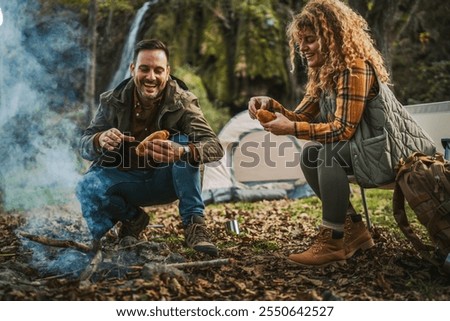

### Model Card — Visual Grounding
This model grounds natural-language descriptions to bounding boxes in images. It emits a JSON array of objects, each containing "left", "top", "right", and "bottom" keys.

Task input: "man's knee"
[{"left": 76, "top": 169, "right": 107, "bottom": 204}]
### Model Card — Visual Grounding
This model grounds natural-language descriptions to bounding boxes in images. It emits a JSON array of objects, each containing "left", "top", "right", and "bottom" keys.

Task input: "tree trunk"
[
  {"left": 84, "top": 0, "right": 98, "bottom": 124},
  {"left": 348, "top": 0, "right": 422, "bottom": 77},
  {"left": 218, "top": 0, "right": 238, "bottom": 105}
]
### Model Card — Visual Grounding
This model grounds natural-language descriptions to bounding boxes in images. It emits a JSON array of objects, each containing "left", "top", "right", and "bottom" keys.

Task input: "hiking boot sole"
[
  {"left": 287, "top": 257, "right": 347, "bottom": 267},
  {"left": 193, "top": 245, "right": 219, "bottom": 257},
  {"left": 345, "top": 238, "right": 375, "bottom": 259}
]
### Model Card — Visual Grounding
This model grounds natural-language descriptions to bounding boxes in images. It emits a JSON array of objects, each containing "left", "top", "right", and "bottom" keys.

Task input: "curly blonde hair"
[{"left": 287, "top": 0, "right": 390, "bottom": 98}]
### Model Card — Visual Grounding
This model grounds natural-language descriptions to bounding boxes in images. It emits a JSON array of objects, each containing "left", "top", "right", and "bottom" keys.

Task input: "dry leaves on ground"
[{"left": 0, "top": 198, "right": 449, "bottom": 301}]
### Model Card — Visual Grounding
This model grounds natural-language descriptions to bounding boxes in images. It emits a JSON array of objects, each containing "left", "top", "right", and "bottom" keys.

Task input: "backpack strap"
[{"left": 392, "top": 181, "right": 438, "bottom": 264}]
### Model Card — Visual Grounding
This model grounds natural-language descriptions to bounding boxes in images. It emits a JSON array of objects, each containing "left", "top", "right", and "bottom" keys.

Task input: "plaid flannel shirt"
[{"left": 275, "top": 59, "right": 378, "bottom": 143}]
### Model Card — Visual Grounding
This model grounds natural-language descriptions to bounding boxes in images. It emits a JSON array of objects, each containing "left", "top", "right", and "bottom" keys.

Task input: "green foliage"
[
  {"left": 47, "top": 0, "right": 137, "bottom": 17},
  {"left": 43, "top": 0, "right": 450, "bottom": 110},
  {"left": 196, "top": 18, "right": 231, "bottom": 104},
  {"left": 173, "top": 66, "right": 231, "bottom": 133},
  {"left": 141, "top": 0, "right": 292, "bottom": 110},
  {"left": 394, "top": 58, "right": 450, "bottom": 104},
  {"left": 98, "top": 0, "right": 135, "bottom": 12},
  {"left": 411, "top": 61, "right": 450, "bottom": 103},
  {"left": 234, "top": 0, "right": 288, "bottom": 81},
  {"left": 252, "top": 240, "right": 279, "bottom": 252},
  {"left": 153, "top": 235, "right": 184, "bottom": 245}
]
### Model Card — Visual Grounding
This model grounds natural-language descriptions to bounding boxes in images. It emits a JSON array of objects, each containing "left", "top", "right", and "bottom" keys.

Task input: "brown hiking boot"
[
  {"left": 344, "top": 214, "right": 374, "bottom": 259},
  {"left": 184, "top": 215, "right": 218, "bottom": 256},
  {"left": 118, "top": 207, "right": 150, "bottom": 242},
  {"left": 288, "top": 227, "right": 346, "bottom": 267}
]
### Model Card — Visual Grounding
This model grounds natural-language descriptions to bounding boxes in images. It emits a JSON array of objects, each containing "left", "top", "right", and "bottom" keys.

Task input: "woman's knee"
[
  {"left": 319, "top": 142, "right": 351, "bottom": 169},
  {"left": 301, "top": 142, "right": 321, "bottom": 170}
]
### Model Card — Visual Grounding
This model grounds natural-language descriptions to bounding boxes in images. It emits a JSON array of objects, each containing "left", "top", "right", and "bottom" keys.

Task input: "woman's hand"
[
  {"left": 261, "top": 113, "right": 295, "bottom": 136},
  {"left": 248, "top": 96, "right": 273, "bottom": 120}
]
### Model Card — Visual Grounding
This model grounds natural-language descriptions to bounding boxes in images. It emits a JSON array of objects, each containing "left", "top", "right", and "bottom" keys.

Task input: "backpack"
[{"left": 392, "top": 152, "right": 450, "bottom": 272}]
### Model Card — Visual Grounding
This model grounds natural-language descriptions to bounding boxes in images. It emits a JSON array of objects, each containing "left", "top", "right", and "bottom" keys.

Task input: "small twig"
[
  {"left": 19, "top": 232, "right": 92, "bottom": 253},
  {"left": 79, "top": 249, "right": 103, "bottom": 282},
  {"left": 166, "top": 258, "right": 233, "bottom": 269},
  {"left": 131, "top": 258, "right": 233, "bottom": 271},
  {"left": 148, "top": 224, "right": 165, "bottom": 228},
  {"left": 37, "top": 269, "right": 84, "bottom": 281},
  {"left": 0, "top": 253, "right": 17, "bottom": 257},
  {"left": 15, "top": 280, "right": 42, "bottom": 286}
]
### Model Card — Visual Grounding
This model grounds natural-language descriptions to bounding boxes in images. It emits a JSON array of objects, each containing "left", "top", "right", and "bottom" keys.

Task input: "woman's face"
[{"left": 298, "top": 30, "right": 325, "bottom": 68}]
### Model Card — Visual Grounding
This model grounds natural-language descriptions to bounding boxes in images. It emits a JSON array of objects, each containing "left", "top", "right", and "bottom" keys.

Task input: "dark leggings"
[{"left": 300, "top": 141, "right": 353, "bottom": 227}]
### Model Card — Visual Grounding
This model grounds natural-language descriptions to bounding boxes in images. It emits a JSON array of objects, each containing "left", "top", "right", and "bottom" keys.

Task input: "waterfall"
[{"left": 108, "top": 1, "right": 154, "bottom": 89}]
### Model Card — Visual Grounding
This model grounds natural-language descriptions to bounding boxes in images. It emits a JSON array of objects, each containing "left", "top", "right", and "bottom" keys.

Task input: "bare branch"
[
  {"left": 19, "top": 232, "right": 93, "bottom": 253},
  {"left": 79, "top": 249, "right": 103, "bottom": 282},
  {"left": 166, "top": 258, "right": 233, "bottom": 269}
]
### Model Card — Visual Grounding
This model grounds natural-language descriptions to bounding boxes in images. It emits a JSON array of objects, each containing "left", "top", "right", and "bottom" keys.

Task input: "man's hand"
[
  {"left": 98, "top": 128, "right": 135, "bottom": 151},
  {"left": 143, "top": 140, "right": 185, "bottom": 163}
]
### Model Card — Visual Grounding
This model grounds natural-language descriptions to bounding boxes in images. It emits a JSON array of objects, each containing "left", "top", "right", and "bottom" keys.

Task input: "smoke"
[
  {"left": 0, "top": 0, "right": 86, "bottom": 211},
  {"left": 0, "top": 0, "right": 92, "bottom": 275}
]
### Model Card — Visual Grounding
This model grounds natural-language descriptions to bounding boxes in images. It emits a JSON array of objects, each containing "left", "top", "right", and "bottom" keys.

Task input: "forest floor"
[{"left": 0, "top": 189, "right": 449, "bottom": 301}]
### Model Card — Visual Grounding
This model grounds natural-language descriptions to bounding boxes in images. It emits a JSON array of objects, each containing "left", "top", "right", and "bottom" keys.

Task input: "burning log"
[{"left": 19, "top": 232, "right": 93, "bottom": 253}]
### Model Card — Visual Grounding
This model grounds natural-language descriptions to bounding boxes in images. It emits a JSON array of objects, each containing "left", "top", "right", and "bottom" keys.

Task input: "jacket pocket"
[{"left": 358, "top": 130, "right": 395, "bottom": 186}]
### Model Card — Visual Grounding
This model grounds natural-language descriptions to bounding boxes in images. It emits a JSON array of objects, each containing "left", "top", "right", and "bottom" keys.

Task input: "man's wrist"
[
  {"left": 93, "top": 132, "right": 104, "bottom": 154},
  {"left": 94, "top": 143, "right": 103, "bottom": 154},
  {"left": 180, "top": 145, "right": 190, "bottom": 161}
]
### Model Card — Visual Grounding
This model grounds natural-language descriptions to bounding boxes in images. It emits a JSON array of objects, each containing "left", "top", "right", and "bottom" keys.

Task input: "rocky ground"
[{"left": 0, "top": 198, "right": 449, "bottom": 301}]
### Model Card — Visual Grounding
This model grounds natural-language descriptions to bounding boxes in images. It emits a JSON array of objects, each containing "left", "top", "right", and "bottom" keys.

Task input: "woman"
[{"left": 248, "top": 0, "right": 435, "bottom": 267}]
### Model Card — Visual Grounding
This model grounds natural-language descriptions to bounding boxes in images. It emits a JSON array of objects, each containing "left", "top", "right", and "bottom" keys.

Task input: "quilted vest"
[{"left": 320, "top": 78, "right": 436, "bottom": 188}]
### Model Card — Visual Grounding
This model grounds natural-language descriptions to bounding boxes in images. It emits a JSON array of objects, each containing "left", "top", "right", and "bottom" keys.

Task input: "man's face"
[{"left": 130, "top": 49, "right": 170, "bottom": 103}]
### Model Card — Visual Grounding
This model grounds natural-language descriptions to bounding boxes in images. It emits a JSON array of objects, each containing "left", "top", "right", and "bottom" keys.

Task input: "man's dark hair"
[{"left": 133, "top": 39, "right": 169, "bottom": 64}]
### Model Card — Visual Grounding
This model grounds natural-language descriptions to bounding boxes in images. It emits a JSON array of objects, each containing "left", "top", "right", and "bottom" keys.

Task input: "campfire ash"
[{"left": 11, "top": 202, "right": 192, "bottom": 281}]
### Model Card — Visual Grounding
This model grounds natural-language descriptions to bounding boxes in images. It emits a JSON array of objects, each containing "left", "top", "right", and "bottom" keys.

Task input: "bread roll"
[
  {"left": 135, "top": 130, "right": 170, "bottom": 156},
  {"left": 256, "top": 109, "right": 276, "bottom": 123}
]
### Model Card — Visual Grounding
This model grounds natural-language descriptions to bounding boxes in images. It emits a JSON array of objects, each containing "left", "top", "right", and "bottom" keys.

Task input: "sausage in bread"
[
  {"left": 135, "top": 130, "right": 170, "bottom": 156},
  {"left": 256, "top": 109, "right": 277, "bottom": 123}
]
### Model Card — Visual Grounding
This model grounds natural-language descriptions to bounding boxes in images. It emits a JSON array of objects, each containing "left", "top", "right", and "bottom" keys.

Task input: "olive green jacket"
[{"left": 79, "top": 77, "right": 224, "bottom": 165}]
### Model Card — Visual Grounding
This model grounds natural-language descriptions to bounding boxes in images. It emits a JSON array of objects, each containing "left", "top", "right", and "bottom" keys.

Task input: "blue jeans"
[{"left": 76, "top": 135, "right": 204, "bottom": 240}]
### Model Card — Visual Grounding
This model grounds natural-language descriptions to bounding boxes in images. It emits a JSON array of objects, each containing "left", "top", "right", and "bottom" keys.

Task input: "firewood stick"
[
  {"left": 19, "top": 232, "right": 92, "bottom": 253},
  {"left": 166, "top": 258, "right": 233, "bottom": 269},
  {"left": 166, "top": 258, "right": 232, "bottom": 269},
  {"left": 130, "top": 258, "right": 233, "bottom": 271},
  {"left": 0, "top": 253, "right": 17, "bottom": 257}
]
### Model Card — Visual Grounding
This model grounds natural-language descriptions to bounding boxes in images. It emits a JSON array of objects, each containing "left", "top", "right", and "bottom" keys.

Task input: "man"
[{"left": 76, "top": 39, "right": 224, "bottom": 256}]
